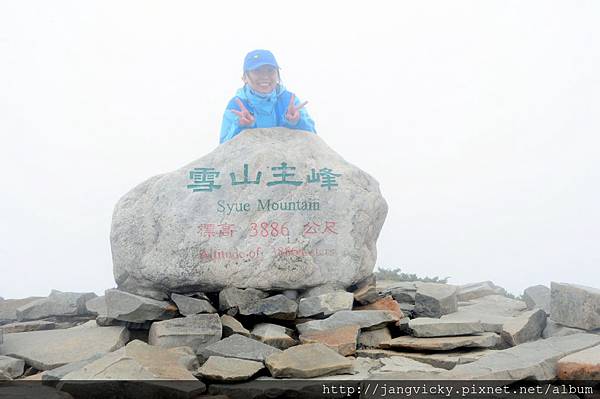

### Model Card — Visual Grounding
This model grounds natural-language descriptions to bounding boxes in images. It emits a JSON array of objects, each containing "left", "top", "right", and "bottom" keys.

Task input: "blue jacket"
[{"left": 220, "top": 84, "right": 316, "bottom": 144}]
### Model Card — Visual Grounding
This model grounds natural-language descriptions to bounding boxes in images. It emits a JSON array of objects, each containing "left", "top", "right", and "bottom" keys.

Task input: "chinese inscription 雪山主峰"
[{"left": 187, "top": 163, "right": 341, "bottom": 192}]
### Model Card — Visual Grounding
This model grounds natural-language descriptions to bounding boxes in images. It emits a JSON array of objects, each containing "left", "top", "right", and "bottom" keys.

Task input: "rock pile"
[{"left": 1, "top": 278, "right": 599, "bottom": 397}]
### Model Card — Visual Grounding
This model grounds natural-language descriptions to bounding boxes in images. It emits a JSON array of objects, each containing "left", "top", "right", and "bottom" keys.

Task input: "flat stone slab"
[
  {"left": 297, "top": 291, "right": 354, "bottom": 318},
  {"left": 239, "top": 294, "right": 298, "bottom": 320},
  {"left": 59, "top": 340, "right": 206, "bottom": 394},
  {"left": 41, "top": 353, "right": 104, "bottom": 383},
  {"left": 0, "top": 320, "right": 129, "bottom": 370},
  {"left": 557, "top": 344, "right": 600, "bottom": 379},
  {"left": 550, "top": 282, "right": 600, "bottom": 330},
  {"left": 501, "top": 308, "right": 546, "bottom": 346},
  {"left": 0, "top": 355, "right": 25, "bottom": 378},
  {"left": 380, "top": 332, "right": 500, "bottom": 351},
  {"left": 251, "top": 323, "right": 297, "bottom": 349},
  {"left": 0, "top": 320, "right": 56, "bottom": 334},
  {"left": 369, "top": 356, "right": 447, "bottom": 379},
  {"left": 265, "top": 343, "right": 353, "bottom": 378},
  {"left": 296, "top": 310, "right": 399, "bottom": 335},
  {"left": 356, "top": 348, "right": 492, "bottom": 370},
  {"left": 197, "top": 356, "right": 265, "bottom": 381},
  {"left": 0, "top": 297, "right": 44, "bottom": 323},
  {"left": 543, "top": 319, "right": 595, "bottom": 338},
  {"left": 444, "top": 333, "right": 600, "bottom": 380},
  {"left": 16, "top": 290, "right": 97, "bottom": 321},
  {"left": 105, "top": 288, "right": 178, "bottom": 323},
  {"left": 199, "top": 334, "right": 281, "bottom": 363},
  {"left": 457, "top": 281, "right": 506, "bottom": 301},
  {"left": 171, "top": 293, "right": 216, "bottom": 315},
  {"left": 299, "top": 324, "right": 360, "bottom": 356},
  {"left": 440, "top": 295, "right": 528, "bottom": 332},
  {"left": 148, "top": 314, "right": 222, "bottom": 353},
  {"left": 414, "top": 282, "right": 458, "bottom": 318},
  {"left": 408, "top": 317, "right": 484, "bottom": 337}
]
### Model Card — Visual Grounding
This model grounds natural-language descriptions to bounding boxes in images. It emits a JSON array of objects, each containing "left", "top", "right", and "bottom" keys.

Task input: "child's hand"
[
  {"left": 231, "top": 98, "right": 255, "bottom": 127},
  {"left": 285, "top": 94, "right": 308, "bottom": 124}
]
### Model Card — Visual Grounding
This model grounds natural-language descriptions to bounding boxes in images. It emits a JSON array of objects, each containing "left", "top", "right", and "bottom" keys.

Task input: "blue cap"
[{"left": 243, "top": 49, "right": 279, "bottom": 72}]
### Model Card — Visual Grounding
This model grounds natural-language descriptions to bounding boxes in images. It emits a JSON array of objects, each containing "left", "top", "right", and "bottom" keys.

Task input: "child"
[{"left": 219, "top": 49, "right": 316, "bottom": 144}]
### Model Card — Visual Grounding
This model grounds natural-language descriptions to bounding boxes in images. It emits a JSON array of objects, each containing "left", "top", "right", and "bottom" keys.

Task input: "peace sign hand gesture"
[
  {"left": 285, "top": 94, "right": 308, "bottom": 124},
  {"left": 231, "top": 98, "right": 255, "bottom": 127}
]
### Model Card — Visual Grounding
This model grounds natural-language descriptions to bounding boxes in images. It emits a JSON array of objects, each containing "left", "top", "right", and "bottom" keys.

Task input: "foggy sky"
[{"left": 1, "top": 1, "right": 599, "bottom": 298}]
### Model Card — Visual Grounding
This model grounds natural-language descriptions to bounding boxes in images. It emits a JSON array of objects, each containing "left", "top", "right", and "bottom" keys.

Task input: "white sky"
[{"left": 1, "top": 1, "right": 599, "bottom": 299}]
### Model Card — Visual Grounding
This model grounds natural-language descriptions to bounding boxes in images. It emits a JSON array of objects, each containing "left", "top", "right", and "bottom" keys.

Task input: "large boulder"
[{"left": 111, "top": 128, "right": 387, "bottom": 298}]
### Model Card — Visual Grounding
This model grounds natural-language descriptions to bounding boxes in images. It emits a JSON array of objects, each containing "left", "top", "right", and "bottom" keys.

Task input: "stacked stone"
[{"left": 1, "top": 278, "right": 599, "bottom": 396}]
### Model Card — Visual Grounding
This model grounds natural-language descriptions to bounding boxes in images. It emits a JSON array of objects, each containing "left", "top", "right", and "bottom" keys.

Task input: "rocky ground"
[{"left": 1, "top": 279, "right": 599, "bottom": 398}]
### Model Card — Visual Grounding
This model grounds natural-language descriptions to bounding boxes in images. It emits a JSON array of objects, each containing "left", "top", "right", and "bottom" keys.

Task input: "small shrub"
[{"left": 374, "top": 267, "right": 450, "bottom": 284}]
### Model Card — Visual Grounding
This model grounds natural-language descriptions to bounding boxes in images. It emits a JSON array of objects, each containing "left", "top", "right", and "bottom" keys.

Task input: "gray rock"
[
  {"left": 148, "top": 314, "right": 222, "bottom": 353},
  {"left": 457, "top": 281, "right": 506, "bottom": 301},
  {"left": 356, "top": 348, "right": 492, "bottom": 370},
  {"left": 550, "top": 282, "right": 600, "bottom": 330},
  {"left": 0, "top": 369, "right": 12, "bottom": 381},
  {"left": 0, "top": 355, "right": 25, "bottom": 378},
  {"left": 0, "top": 320, "right": 56, "bottom": 334},
  {"left": 111, "top": 128, "right": 388, "bottom": 297},
  {"left": 542, "top": 319, "right": 592, "bottom": 338},
  {"left": 370, "top": 356, "right": 446, "bottom": 378},
  {"left": 523, "top": 285, "right": 551, "bottom": 314},
  {"left": 440, "top": 295, "right": 528, "bottom": 332},
  {"left": 297, "top": 291, "right": 354, "bottom": 318},
  {"left": 300, "top": 283, "right": 345, "bottom": 299},
  {"left": 444, "top": 333, "right": 600, "bottom": 380},
  {"left": 220, "top": 314, "right": 250, "bottom": 337},
  {"left": 41, "top": 353, "right": 104, "bottom": 383},
  {"left": 84, "top": 295, "right": 106, "bottom": 316},
  {"left": 251, "top": 323, "right": 297, "bottom": 349},
  {"left": 58, "top": 340, "right": 205, "bottom": 396},
  {"left": 0, "top": 320, "right": 129, "bottom": 370},
  {"left": 296, "top": 310, "right": 400, "bottom": 335},
  {"left": 377, "top": 281, "right": 417, "bottom": 303},
  {"left": 199, "top": 334, "right": 281, "bottom": 363},
  {"left": 105, "top": 288, "right": 177, "bottom": 323},
  {"left": 239, "top": 294, "right": 298, "bottom": 320},
  {"left": 16, "top": 290, "right": 97, "bottom": 321},
  {"left": 171, "top": 293, "right": 216, "bottom": 315},
  {"left": 218, "top": 287, "right": 268, "bottom": 313},
  {"left": 414, "top": 282, "right": 458, "bottom": 318},
  {"left": 408, "top": 317, "right": 484, "bottom": 337},
  {"left": 501, "top": 308, "right": 546, "bottom": 346},
  {"left": 282, "top": 290, "right": 298, "bottom": 300},
  {"left": 380, "top": 332, "right": 501, "bottom": 351},
  {"left": 265, "top": 343, "right": 353, "bottom": 378},
  {"left": 0, "top": 297, "right": 44, "bottom": 323},
  {"left": 352, "top": 274, "right": 380, "bottom": 304},
  {"left": 358, "top": 327, "right": 392, "bottom": 348},
  {"left": 197, "top": 356, "right": 265, "bottom": 381}
]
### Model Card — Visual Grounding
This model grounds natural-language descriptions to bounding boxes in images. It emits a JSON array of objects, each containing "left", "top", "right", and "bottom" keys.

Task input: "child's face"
[{"left": 244, "top": 65, "right": 279, "bottom": 94}]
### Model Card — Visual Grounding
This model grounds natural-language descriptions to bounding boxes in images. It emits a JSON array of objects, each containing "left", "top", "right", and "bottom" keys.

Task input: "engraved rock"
[{"left": 111, "top": 127, "right": 388, "bottom": 298}]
